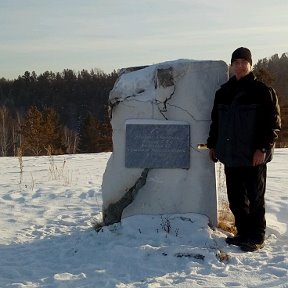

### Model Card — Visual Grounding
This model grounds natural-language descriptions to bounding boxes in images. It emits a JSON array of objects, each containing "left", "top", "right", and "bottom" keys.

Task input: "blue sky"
[{"left": 1, "top": 0, "right": 288, "bottom": 79}]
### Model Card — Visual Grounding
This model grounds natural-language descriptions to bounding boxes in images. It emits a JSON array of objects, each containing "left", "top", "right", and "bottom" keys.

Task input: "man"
[{"left": 207, "top": 47, "right": 281, "bottom": 252}]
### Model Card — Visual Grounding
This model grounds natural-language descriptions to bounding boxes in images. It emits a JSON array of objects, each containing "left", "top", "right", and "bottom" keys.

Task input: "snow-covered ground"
[{"left": 0, "top": 149, "right": 287, "bottom": 287}]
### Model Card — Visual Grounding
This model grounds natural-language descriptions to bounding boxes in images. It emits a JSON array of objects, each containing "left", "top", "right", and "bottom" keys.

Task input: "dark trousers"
[{"left": 224, "top": 164, "right": 267, "bottom": 241}]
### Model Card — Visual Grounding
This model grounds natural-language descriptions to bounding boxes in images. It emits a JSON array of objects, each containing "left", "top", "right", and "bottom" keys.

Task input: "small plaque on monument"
[{"left": 125, "top": 120, "right": 190, "bottom": 168}]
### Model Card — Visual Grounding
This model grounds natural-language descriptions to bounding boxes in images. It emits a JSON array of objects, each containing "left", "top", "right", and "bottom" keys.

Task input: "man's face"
[{"left": 231, "top": 59, "right": 252, "bottom": 80}]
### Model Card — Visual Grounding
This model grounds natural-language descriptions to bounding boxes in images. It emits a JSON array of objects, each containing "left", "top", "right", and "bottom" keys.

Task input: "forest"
[
  {"left": 0, "top": 69, "right": 117, "bottom": 156},
  {"left": 0, "top": 53, "right": 287, "bottom": 156}
]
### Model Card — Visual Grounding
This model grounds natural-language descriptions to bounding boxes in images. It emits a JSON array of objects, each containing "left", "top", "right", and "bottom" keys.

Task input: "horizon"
[{"left": 1, "top": 50, "right": 287, "bottom": 81}]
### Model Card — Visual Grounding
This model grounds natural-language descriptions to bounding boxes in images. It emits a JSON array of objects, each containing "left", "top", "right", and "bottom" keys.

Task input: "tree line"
[
  {"left": 0, "top": 69, "right": 117, "bottom": 156},
  {"left": 0, "top": 53, "right": 287, "bottom": 156}
]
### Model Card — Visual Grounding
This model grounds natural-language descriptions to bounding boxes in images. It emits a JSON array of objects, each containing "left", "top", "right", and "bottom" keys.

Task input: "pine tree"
[
  {"left": 78, "top": 112, "right": 112, "bottom": 153},
  {"left": 20, "top": 106, "right": 65, "bottom": 155},
  {"left": 100, "top": 110, "right": 112, "bottom": 152},
  {"left": 78, "top": 113, "right": 100, "bottom": 153},
  {"left": 21, "top": 106, "right": 43, "bottom": 155}
]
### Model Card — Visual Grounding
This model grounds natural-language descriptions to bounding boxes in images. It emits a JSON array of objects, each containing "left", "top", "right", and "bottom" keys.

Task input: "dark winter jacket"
[{"left": 207, "top": 72, "right": 281, "bottom": 167}]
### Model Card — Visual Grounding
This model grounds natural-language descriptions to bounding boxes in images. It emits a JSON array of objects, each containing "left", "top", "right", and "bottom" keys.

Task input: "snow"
[{"left": 0, "top": 149, "right": 287, "bottom": 287}]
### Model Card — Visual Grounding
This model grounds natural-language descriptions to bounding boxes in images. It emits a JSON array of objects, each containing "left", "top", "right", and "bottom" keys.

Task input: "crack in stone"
[
  {"left": 103, "top": 168, "right": 150, "bottom": 225},
  {"left": 166, "top": 103, "right": 210, "bottom": 122}
]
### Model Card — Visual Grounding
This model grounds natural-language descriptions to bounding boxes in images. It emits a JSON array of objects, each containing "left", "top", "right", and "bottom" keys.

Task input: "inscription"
[{"left": 125, "top": 123, "right": 190, "bottom": 168}]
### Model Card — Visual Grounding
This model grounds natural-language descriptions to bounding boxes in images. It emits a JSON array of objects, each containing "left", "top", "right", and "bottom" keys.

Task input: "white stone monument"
[{"left": 101, "top": 59, "right": 228, "bottom": 226}]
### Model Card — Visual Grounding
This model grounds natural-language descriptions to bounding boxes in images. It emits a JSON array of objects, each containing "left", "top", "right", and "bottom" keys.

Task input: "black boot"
[
  {"left": 225, "top": 234, "right": 247, "bottom": 246},
  {"left": 240, "top": 237, "right": 265, "bottom": 252}
]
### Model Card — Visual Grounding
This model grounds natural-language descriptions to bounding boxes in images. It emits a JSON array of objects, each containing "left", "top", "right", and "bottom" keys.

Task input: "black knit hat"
[{"left": 231, "top": 47, "right": 252, "bottom": 65}]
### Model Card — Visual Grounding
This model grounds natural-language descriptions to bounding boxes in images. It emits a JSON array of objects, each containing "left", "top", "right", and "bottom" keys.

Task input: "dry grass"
[
  {"left": 216, "top": 250, "right": 231, "bottom": 263},
  {"left": 218, "top": 200, "right": 237, "bottom": 235},
  {"left": 215, "top": 163, "right": 236, "bottom": 234},
  {"left": 17, "top": 147, "right": 23, "bottom": 184}
]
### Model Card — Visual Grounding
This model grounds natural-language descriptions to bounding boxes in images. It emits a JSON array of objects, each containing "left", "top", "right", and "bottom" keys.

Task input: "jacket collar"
[{"left": 222, "top": 72, "right": 255, "bottom": 89}]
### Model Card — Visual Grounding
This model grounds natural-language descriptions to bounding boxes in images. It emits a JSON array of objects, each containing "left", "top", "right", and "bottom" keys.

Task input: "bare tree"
[
  {"left": 63, "top": 126, "right": 79, "bottom": 154},
  {"left": 0, "top": 106, "right": 13, "bottom": 156}
]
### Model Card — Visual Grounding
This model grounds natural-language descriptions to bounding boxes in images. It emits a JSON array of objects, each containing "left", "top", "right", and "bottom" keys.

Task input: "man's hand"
[
  {"left": 252, "top": 149, "right": 266, "bottom": 166},
  {"left": 209, "top": 148, "right": 218, "bottom": 163}
]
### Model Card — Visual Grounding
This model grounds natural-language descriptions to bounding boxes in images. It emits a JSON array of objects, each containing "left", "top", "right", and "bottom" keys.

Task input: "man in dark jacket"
[{"left": 207, "top": 47, "right": 281, "bottom": 252}]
